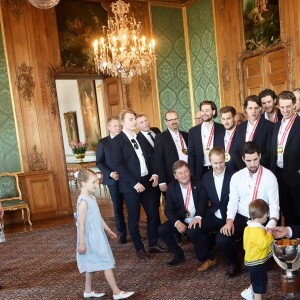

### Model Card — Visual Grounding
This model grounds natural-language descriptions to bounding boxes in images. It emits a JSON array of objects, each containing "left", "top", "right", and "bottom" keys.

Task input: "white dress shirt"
[
  {"left": 180, "top": 184, "right": 196, "bottom": 224},
  {"left": 201, "top": 122, "right": 214, "bottom": 166},
  {"left": 245, "top": 121, "right": 255, "bottom": 142},
  {"left": 123, "top": 130, "right": 148, "bottom": 177},
  {"left": 141, "top": 130, "right": 156, "bottom": 147},
  {"left": 213, "top": 168, "right": 226, "bottom": 219},
  {"left": 276, "top": 117, "right": 293, "bottom": 168},
  {"left": 227, "top": 166, "right": 280, "bottom": 222},
  {"left": 168, "top": 129, "right": 188, "bottom": 162}
]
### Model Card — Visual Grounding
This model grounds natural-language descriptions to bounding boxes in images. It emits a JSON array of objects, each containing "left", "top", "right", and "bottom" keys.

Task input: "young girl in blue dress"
[{"left": 76, "top": 169, "right": 135, "bottom": 299}]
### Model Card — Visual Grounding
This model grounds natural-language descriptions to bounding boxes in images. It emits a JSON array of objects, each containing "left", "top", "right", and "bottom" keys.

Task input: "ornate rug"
[{"left": 0, "top": 221, "right": 297, "bottom": 300}]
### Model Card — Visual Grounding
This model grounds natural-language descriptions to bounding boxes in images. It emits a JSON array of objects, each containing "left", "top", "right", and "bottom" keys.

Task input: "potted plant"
[{"left": 70, "top": 140, "right": 87, "bottom": 162}]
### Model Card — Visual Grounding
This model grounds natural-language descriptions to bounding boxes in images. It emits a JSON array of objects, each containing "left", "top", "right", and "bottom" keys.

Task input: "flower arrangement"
[{"left": 70, "top": 141, "right": 87, "bottom": 154}]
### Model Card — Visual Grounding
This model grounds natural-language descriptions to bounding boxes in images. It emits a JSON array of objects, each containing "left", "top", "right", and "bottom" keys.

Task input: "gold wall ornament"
[
  {"left": 139, "top": 73, "right": 152, "bottom": 102},
  {"left": 221, "top": 59, "right": 231, "bottom": 91},
  {"left": 8, "top": 0, "right": 25, "bottom": 21},
  {"left": 16, "top": 62, "right": 35, "bottom": 103},
  {"left": 29, "top": 145, "right": 48, "bottom": 172},
  {"left": 47, "top": 65, "right": 59, "bottom": 116}
]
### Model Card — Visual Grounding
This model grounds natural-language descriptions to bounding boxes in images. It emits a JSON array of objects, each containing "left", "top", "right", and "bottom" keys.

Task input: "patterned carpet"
[{"left": 0, "top": 220, "right": 298, "bottom": 300}]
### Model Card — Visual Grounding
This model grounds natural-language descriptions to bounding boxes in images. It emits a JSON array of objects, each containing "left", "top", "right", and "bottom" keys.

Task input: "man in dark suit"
[
  {"left": 158, "top": 160, "right": 204, "bottom": 268},
  {"left": 235, "top": 95, "right": 273, "bottom": 169},
  {"left": 154, "top": 110, "right": 188, "bottom": 193},
  {"left": 96, "top": 116, "right": 127, "bottom": 244},
  {"left": 259, "top": 89, "right": 283, "bottom": 123},
  {"left": 270, "top": 91, "right": 300, "bottom": 226},
  {"left": 196, "top": 147, "right": 235, "bottom": 271},
  {"left": 111, "top": 110, "right": 167, "bottom": 260},
  {"left": 188, "top": 100, "right": 224, "bottom": 179},
  {"left": 220, "top": 106, "right": 239, "bottom": 172}
]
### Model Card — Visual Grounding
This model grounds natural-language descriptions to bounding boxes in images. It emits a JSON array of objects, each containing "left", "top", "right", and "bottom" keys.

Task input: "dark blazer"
[
  {"left": 96, "top": 136, "right": 117, "bottom": 185},
  {"left": 200, "top": 168, "right": 235, "bottom": 220},
  {"left": 154, "top": 129, "right": 188, "bottom": 185},
  {"left": 164, "top": 178, "right": 203, "bottom": 226},
  {"left": 137, "top": 127, "right": 161, "bottom": 151},
  {"left": 291, "top": 225, "right": 300, "bottom": 238},
  {"left": 235, "top": 118, "right": 273, "bottom": 169},
  {"left": 111, "top": 131, "right": 156, "bottom": 193},
  {"left": 262, "top": 109, "right": 283, "bottom": 123},
  {"left": 270, "top": 115, "right": 300, "bottom": 187},
  {"left": 219, "top": 129, "right": 239, "bottom": 172},
  {"left": 188, "top": 122, "right": 225, "bottom": 179}
]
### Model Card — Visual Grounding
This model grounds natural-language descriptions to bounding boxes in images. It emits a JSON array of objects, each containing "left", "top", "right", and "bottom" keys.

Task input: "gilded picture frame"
[
  {"left": 64, "top": 111, "right": 80, "bottom": 145},
  {"left": 78, "top": 79, "right": 101, "bottom": 150}
]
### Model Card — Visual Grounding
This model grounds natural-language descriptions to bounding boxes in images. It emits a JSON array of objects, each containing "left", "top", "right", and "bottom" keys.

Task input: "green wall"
[
  {"left": 151, "top": 0, "right": 220, "bottom": 130},
  {"left": 187, "top": 0, "right": 220, "bottom": 115},
  {"left": 0, "top": 29, "right": 21, "bottom": 172},
  {"left": 151, "top": 6, "right": 192, "bottom": 131}
]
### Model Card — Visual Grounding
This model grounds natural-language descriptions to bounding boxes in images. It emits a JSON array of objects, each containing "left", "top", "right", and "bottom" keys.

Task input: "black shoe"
[
  {"left": 118, "top": 236, "right": 127, "bottom": 244},
  {"left": 148, "top": 244, "right": 169, "bottom": 253},
  {"left": 136, "top": 248, "right": 150, "bottom": 260},
  {"left": 167, "top": 251, "right": 185, "bottom": 266},
  {"left": 226, "top": 263, "right": 241, "bottom": 277},
  {"left": 0, "top": 284, "right": 2, "bottom": 289}
]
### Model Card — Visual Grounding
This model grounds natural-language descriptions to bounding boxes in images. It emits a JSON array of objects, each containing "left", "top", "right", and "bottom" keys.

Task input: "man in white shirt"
[
  {"left": 154, "top": 110, "right": 188, "bottom": 192},
  {"left": 111, "top": 110, "right": 167, "bottom": 260},
  {"left": 219, "top": 141, "right": 279, "bottom": 277},
  {"left": 270, "top": 91, "right": 300, "bottom": 226},
  {"left": 158, "top": 160, "right": 203, "bottom": 268}
]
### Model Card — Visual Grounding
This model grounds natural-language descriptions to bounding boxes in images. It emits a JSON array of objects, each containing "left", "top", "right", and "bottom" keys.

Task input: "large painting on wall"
[
  {"left": 55, "top": 0, "right": 107, "bottom": 70},
  {"left": 243, "top": 0, "right": 280, "bottom": 51},
  {"left": 78, "top": 80, "right": 101, "bottom": 150}
]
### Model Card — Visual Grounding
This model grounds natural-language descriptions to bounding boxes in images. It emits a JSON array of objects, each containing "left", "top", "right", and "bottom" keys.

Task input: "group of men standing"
[{"left": 95, "top": 88, "right": 300, "bottom": 277}]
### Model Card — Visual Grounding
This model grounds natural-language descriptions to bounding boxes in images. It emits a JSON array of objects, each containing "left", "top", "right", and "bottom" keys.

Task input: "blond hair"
[{"left": 249, "top": 199, "right": 269, "bottom": 220}]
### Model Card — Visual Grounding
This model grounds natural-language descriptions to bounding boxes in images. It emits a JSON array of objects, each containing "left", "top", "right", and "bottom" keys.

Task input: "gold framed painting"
[
  {"left": 78, "top": 79, "right": 101, "bottom": 150},
  {"left": 64, "top": 111, "right": 80, "bottom": 145}
]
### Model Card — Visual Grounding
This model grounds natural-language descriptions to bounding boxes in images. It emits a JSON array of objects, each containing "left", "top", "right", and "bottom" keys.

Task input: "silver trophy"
[{"left": 272, "top": 239, "right": 300, "bottom": 296}]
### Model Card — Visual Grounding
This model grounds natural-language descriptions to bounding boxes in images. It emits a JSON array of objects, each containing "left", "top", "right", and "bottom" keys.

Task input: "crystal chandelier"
[
  {"left": 93, "top": 0, "right": 156, "bottom": 78},
  {"left": 27, "top": 0, "right": 60, "bottom": 9}
]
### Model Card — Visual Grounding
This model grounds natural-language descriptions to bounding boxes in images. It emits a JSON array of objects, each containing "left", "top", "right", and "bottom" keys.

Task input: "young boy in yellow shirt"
[{"left": 241, "top": 199, "right": 274, "bottom": 300}]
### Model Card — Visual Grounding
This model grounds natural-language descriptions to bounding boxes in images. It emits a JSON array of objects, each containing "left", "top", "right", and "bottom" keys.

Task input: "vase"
[{"left": 74, "top": 153, "right": 86, "bottom": 162}]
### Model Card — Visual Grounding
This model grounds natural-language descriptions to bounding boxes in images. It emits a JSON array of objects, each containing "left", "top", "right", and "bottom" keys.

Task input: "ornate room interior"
[{"left": 0, "top": 0, "right": 299, "bottom": 226}]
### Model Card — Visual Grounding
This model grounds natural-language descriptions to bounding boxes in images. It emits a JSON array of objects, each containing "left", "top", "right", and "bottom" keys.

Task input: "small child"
[
  {"left": 76, "top": 169, "right": 135, "bottom": 299},
  {"left": 241, "top": 199, "right": 274, "bottom": 300}
]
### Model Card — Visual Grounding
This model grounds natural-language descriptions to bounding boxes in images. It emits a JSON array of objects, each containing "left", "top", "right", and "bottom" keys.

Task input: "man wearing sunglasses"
[
  {"left": 154, "top": 109, "right": 188, "bottom": 193},
  {"left": 111, "top": 110, "right": 167, "bottom": 260}
]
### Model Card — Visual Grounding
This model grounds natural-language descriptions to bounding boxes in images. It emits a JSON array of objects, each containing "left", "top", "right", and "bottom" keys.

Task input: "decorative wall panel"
[
  {"left": 187, "top": 0, "right": 220, "bottom": 116},
  {"left": 151, "top": 6, "right": 192, "bottom": 131},
  {"left": 0, "top": 27, "right": 21, "bottom": 172}
]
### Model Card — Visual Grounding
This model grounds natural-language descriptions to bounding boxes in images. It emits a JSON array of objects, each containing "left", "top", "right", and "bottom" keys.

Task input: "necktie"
[{"left": 148, "top": 132, "right": 155, "bottom": 143}]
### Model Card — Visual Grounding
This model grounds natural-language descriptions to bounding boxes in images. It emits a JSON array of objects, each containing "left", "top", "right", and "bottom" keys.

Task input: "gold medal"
[
  {"left": 182, "top": 149, "right": 188, "bottom": 155},
  {"left": 277, "top": 145, "right": 284, "bottom": 155},
  {"left": 225, "top": 153, "right": 230, "bottom": 162},
  {"left": 185, "top": 210, "right": 190, "bottom": 218},
  {"left": 205, "top": 147, "right": 211, "bottom": 155}
]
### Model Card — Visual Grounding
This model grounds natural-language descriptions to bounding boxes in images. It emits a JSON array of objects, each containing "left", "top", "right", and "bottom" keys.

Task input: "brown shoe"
[
  {"left": 136, "top": 248, "right": 150, "bottom": 260},
  {"left": 197, "top": 259, "right": 217, "bottom": 271}
]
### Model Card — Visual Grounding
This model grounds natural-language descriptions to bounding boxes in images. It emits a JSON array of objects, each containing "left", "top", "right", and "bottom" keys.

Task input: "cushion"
[{"left": 0, "top": 176, "right": 19, "bottom": 199}]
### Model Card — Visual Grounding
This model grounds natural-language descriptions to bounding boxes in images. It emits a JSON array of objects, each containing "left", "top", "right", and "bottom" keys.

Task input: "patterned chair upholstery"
[{"left": 0, "top": 173, "right": 32, "bottom": 227}]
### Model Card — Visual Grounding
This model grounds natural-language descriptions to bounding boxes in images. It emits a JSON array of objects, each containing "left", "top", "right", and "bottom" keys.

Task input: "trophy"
[{"left": 272, "top": 239, "right": 300, "bottom": 296}]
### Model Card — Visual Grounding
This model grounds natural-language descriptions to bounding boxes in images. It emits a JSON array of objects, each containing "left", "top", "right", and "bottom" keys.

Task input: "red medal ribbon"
[
  {"left": 247, "top": 116, "right": 261, "bottom": 142},
  {"left": 252, "top": 166, "right": 263, "bottom": 202},
  {"left": 206, "top": 125, "right": 215, "bottom": 149},
  {"left": 278, "top": 114, "right": 297, "bottom": 147},
  {"left": 273, "top": 111, "right": 278, "bottom": 123},
  {"left": 184, "top": 182, "right": 192, "bottom": 212},
  {"left": 179, "top": 132, "right": 186, "bottom": 152},
  {"left": 225, "top": 127, "right": 237, "bottom": 153}
]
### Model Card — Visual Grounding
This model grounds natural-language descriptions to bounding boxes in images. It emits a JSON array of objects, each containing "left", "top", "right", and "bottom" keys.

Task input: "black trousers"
[
  {"left": 276, "top": 167, "right": 300, "bottom": 226},
  {"left": 217, "top": 213, "right": 248, "bottom": 265},
  {"left": 107, "top": 184, "right": 127, "bottom": 237},
  {"left": 123, "top": 177, "right": 160, "bottom": 251},
  {"left": 158, "top": 220, "right": 204, "bottom": 261}
]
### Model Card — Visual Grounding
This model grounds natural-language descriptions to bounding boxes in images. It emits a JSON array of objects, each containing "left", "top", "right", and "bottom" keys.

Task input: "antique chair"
[{"left": 0, "top": 172, "right": 32, "bottom": 227}]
